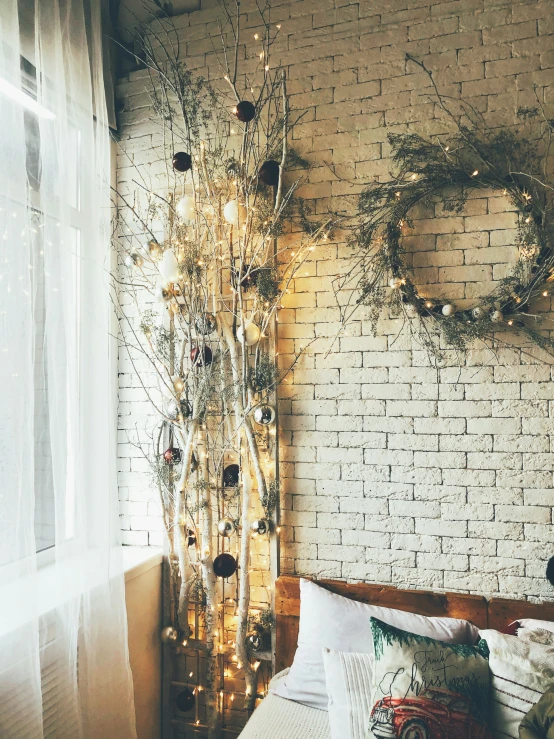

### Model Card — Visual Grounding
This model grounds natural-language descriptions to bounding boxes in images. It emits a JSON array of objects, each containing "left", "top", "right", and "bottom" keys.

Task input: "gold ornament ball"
[
  {"left": 490, "top": 310, "right": 504, "bottom": 323},
  {"left": 147, "top": 240, "right": 162, "bottom": 260}
]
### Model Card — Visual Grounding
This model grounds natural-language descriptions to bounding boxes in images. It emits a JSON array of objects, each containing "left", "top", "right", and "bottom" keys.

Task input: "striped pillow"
[
  {"left": 322, "top": 648, "right": 373, "bottom": 739},
  {"left": 479, "top": 629, "right": 554, "bottom": 738}
]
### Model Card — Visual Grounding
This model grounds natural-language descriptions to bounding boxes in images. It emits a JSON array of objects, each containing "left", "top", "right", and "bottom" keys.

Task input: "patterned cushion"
[
  {"left": 369, "top": 617, "right": 491, "bottom": 739},
  {"left": 479, "top": 629, "right": 554, "bottom": 739}
]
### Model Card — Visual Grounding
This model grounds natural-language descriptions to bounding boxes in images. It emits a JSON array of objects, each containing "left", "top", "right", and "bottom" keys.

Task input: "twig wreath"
[{"left": 341, "top": 55, "right": 554, "bottom": 361}]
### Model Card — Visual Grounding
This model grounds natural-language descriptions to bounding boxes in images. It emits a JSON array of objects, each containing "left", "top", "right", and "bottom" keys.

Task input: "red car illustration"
[{"left": 369, "top": 687, "right": 491, "bottom": 739}]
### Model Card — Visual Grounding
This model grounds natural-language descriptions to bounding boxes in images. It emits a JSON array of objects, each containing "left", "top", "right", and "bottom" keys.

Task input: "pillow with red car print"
[{"left": 369, "top": 617, "right": 491, "bottom": 739}]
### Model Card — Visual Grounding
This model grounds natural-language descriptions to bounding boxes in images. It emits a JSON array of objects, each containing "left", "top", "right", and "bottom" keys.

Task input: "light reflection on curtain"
[{"left": 0, "top": 1, "right": 137, "bottom": 737}]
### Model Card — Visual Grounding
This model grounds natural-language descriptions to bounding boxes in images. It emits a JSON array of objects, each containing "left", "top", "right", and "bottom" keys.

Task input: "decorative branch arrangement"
[
  {"left": 111, "top": 3, "right": 331, "bottom": 735},
  {"left": 339, "top": 55, "right": 554, "bottom": 362}
]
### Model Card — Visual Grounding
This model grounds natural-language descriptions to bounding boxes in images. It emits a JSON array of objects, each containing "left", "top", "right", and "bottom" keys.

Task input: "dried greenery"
[{"left": 339, "top": 55, "right": 554, "bottom": 362}]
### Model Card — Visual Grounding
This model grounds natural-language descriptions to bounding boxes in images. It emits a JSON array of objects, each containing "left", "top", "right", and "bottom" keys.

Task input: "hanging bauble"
[
  {"left": 472, "top": 307, "right": 483, "bottom": 320},
  {"left": 163, "top": 447, "right": 182, "bottom": 465},
  {"left": 237, "top": 320, "right": 261, "bottom": 347},
  {"left": 155, "top": 283, "right": 172, "bottom": 302},
  {"left": 187, "top": 529, "right": 197, "bottom": 547},
  {"left": 490, "top": 310, "right": 504, "bottom": 323},
  {"left": 166, "top": 399, "right": 180, "bottom": 420},
  {"left": 232, "top": 263, "right": 258, "bottom": 290},
  {"left": 251, "top": 518, "right": 268, "bottom": 536},
  {"left": 223, "top": 463, "right": 240, "bottom": 488},
  {"left": 226, "top": 159, "right": 239, "bottom": 178},
  {"left": 160, "top": 625, "right": 179, "bottom": 643},
  {"left": 195, "top": 313, "right": 216, "bottom": 335},
  {"left": 172, "top": 375, "right": 185, "bottom": 395},
  {"left": 246, "top": 632, "right": 263, "bottom": 651},
  {"left": 253, "top": 404, "right": 276, "bottom": 426},
  {"left": 547, "top": 556, "right": 554, "bottom": 587},
  {"left": 389, "top": 277, "right": 403, "bottom": 289},
  {"left": 442, "top": 303, "right": 456, "bottom": 317},
  {"left": 213, "top": 552, "right": 237, "bottom": 579},
  {"left": 125, "top": 252, "right": 144, "bottom": 269},
  {"left": 147, "top": 239, "right": 162, "bottom": 260},
  {"left": 258, "top": 160, "right": 280, "bottom": 187},
  {"left": 190, "top": 345, "right": 213, "bottom": 367},
  {"left": 176, "top": 688, "right": 195, "bottom": 713},
  {"left": 176, "top": 195, "right": 195, "bottom": 221},
  {"left": 223, "top": 199, "right": 247, "bottom": 226},
  {"left": 158, "top": 249, "right": 180, "bottom": 283},
  {"left": 172, "top": 151, "right": 192, "bottom": 172},
  {"left": 217, "top": 517, "right": 236, "bottom": 537},
  {"left": 235, "top": 100, "right": 256, "bottom": 123}
]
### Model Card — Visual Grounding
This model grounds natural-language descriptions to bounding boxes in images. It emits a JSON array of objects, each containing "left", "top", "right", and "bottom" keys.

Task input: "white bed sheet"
[{"left": 238, "top": 669, "right": 330, "bottom": 739}]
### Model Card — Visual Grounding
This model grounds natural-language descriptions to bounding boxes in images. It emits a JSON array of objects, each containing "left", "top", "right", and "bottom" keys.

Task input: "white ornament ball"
[
  {"left": 237, "top": 320, "right": 261, "bottom": 347},
  {"left": 223, "top": 199, "right": 247, "bottom": 226},
  {"left": 472, "top": 307, "right": 483, "bottom": 319},
  {"left": 161, "top": 626, "right": 179, "bottom": 644},
  {"left": 253, "top": 404, "right": 276, "bottom": 426},
  {"left": 158, "top": 249, "right": 180, "bottom": 283},
  {"left": 490, "top": 310, "right": 504, "bottom": 323},
  {"left": 442, "top": 303, "right": 456, "bottom": 317},
  {"left": 389, "top": 277, "right": 403, "bottom": 289},
  {"left": 176, "top": 195, "right": 196, "bottom": 221}
]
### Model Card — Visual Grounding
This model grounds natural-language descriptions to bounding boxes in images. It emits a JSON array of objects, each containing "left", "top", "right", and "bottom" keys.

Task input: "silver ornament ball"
[
  {"left": 251, "top": 518, "right": 268, "bottom": 536},
  {"left": 490, "top": 310, "right": 504, "bottom": 323},
  {"left": 125, "top": 252, "right": 144, "bottom": 269},
  {"left": 217, "top": 517, "right": 236, "bottom": 537},
  {"left": 195, "top": 313, "right": 217, "bottom": 335},
  {"left": 472, "top": 307, "right": 483, "bottom": 319},
  {"left": 253, "top": 404, "right": 276, "bottom": 426},
  {"left": 161, "top": 625, "right": 179, "bottom": 644}
]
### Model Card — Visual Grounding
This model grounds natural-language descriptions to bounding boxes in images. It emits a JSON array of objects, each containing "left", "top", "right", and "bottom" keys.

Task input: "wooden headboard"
[{"left": 275, "top": 575, "right": 554, "bottom": 673}]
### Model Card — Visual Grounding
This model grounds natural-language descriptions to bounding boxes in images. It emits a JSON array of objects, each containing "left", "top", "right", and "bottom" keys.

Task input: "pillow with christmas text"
[{"left": 369, "top": 617, "right": 491, "bottom": 739}]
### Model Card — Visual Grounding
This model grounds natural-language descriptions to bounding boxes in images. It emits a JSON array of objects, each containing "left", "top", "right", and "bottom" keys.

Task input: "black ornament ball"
[
  {"left": 172, "top": 151, "right": 192, "bottom": 173},
  {"left": 232, "top": 262, "right": 259, "bottom": 291},
  {"left": 176, "top": 688, "right": 195, "bottom": 713},
  {"left": 235, "top": 100, "right": 256, "bottom": 123},
  {"left": 223, "top": 463, "right": 240, "bottom": 488},
  {"left": 190, "top": 345, "right": 213, "bottom": 367},
  {"left": 258, "top": 160, "right": 280, "bottom": 187},
  {"left": 213, "top": 552, "right": 237, "bottom": 579},
  {"left": 547, "top": 556, "right": 554, "bottom": 587},
  {"left": 524, "top": 203, "right": 533, "bottom": 213}
]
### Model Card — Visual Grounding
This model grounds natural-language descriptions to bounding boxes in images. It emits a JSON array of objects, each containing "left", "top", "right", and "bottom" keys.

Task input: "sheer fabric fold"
[{"left": 0, "top": 2, "right": 136, "bottom": 737}]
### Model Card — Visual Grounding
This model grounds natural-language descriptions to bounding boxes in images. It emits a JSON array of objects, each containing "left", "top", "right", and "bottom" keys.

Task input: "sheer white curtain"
[{"left": 0, "top": 1, "right": 137, "bottom": 738}]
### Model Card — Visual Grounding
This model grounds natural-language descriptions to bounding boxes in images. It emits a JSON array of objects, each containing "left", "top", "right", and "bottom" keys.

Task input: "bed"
[{"left": 238, "top": 575, "right": 554, "bottom": 738}]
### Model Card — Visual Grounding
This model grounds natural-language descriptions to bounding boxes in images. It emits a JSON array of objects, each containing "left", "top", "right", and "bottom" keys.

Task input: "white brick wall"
[{"left": 116, "top": 0, "right": 554, "bottom": 600}]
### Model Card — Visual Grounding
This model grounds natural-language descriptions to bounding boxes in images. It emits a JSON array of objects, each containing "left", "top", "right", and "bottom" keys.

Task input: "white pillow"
[
  {"left": 271, "top": 578, "right": 480, "bottom": 711},
  {"left": 479, "top": 628, "right": 554, "bottom": 738},
  {"left": 323, "top": 648, "right": 373, "bottom": 739},
  {"left": 519, "top": 618, "right": 554, "bottom": 634}
]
